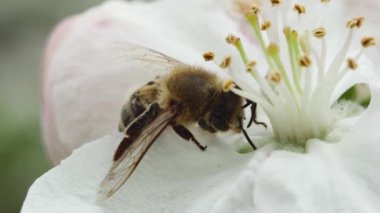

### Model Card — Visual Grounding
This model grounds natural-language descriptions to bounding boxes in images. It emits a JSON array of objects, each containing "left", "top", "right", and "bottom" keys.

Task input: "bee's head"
[{"left": 208, "top": 90, "right": 244, "bottom": 132}]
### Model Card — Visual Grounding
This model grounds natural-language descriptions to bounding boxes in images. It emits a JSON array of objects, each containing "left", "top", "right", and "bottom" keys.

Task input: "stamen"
[
  {"left": 246, "top": 11, "right": 275, "bottom": 69},
  {"left": 326, "top": 18, "right": 358, "bottom": 77},
  {"left": 245, "top": 60, "right": 257, "bottom": 72},
  {"left": 267, "top": 43, "right": 293, "bottom": 91},
  {"left": 223, "top": 79, "right": 235, "bottom": 92},
  {"left": 284, "top": 27, "right": 302, "bottom": 93},
  {"left": 225, "top": 34, "right": 240, "bottom": 45},
  {"left": 230, "top": 88, "right": 273, "bottom": 112},
  {"left": 266, "top": 43, "right": 279, "bottom": 55},
  {"left": 312, "top": 27, "right": 326, "bottom": 39},
  {"left": 347, "top": 58, "right": 358, "bottom": 70},
  {"left": 202, "top": 51, "right": 215, "bottom": 61},
  {"left": 293, "top": 4, "right": 306, "bottom": 15},
  {"left": 244, "top": 62, "right": 283, "bottom": 108},
  {"left": 225, "top": 36, "right": 283, "bottom": 110},
  {"left": 346, "top": 17, "right": 365, "bottom": 29},
  {"left": 325, "top": 42, "right": 373, "bottom": 101},
  {"left": 271, "top": 0, "right": 281, "bottom": 6},
  {"left": 299, "top": 32, "right": 311, "bottom": 55},
  {"left": 299, "top": 55, "right": 312, "bottom": 67},
  {"left": 361, "top": 37, "right": 376, "bottom": 48},
  {"left": 250, "top": 3, "right": 260, "bottom": 14},
  {"left": 261, "top": 21, "right": 271, "bottom": 31},
  {"left": 224, "top": 1, "right": 374, "bottom": 147},
  {"left": 355, "top": 17, "right": 365, "bottom": 28},
  {"left": 220, "top": 56, "right": 232, "bottom": 69},
  {"left": 226, "top": 34, "right": 248, "bottom": 63},
  {"left": 269, "top": 1, "right": 282, "bottom": 44},
  {"left": 311, "top": 34, "right": 326, "bottom": 83},
  {"left": 267, "top": 71, "right": 281, "bottom": 84}
]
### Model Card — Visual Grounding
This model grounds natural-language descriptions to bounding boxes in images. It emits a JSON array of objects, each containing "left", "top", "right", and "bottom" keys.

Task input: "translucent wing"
[
  {"left": 113, "top": 41, "right": 185, "bottom": 75},
  {"left": 98, "top": 108, "right": 176, "bottom": 200}
]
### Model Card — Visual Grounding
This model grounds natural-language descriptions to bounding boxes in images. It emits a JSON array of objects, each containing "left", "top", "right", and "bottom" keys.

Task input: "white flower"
[{"left": 24, "top": 0, "right": 380, "bottom": 212}]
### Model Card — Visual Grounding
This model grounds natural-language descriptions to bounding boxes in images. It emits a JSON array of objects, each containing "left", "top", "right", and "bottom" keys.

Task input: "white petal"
[
  {"left": 249, "top": 141, "right": 380, "bottom": 213},
  {"left": 329, "top": 81, "right": 380, "bottom": 198},
  {"left": 23, "top": 131, "right": 266, "bottom": 212},
  {"left": 214, "top": 81, "right": 380, "bottom": 213},
  {"left": 23, "top": 81, "right": 380, "bottom": 212},
  {"left": 330, "top": 55, "right": 378, "bottom": 104}
]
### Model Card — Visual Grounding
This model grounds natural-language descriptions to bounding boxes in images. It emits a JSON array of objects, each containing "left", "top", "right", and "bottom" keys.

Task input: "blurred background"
[{"left": 0, "top": 1, "right": 102, "bottom": 212}]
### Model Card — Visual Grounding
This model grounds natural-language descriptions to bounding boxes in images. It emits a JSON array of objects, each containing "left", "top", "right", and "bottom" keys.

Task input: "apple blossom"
[{"left": 23, "top": 0, "right": 380, "bottom": 212}]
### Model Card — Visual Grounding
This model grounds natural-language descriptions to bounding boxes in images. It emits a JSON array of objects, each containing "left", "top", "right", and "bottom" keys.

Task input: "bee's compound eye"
[{"left": 210, "top": 113, "right": 229, "bottom": 131}]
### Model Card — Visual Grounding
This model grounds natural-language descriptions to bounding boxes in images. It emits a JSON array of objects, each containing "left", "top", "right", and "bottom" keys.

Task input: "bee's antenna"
[
  {"left": 238, "top": 118, "right": 257, "bottom": 150},
  {"left": 242, "top": 100, "right": 268, "bottom": 129}
]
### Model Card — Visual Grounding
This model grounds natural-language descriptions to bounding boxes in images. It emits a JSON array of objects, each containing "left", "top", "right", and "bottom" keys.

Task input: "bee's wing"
[
  {"left": 113, "top": 41, "right": 186, "bottom": 74},
  {"left": 98, "top": 108, "right": 176, "bottom": 200}
]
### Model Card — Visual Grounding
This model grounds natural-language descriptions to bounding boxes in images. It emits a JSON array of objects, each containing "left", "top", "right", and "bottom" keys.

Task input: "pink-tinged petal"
[
  {"left": 42, "top": 16, "right": 79, "bottom": 164},
  {"left": 42, "top": 0, "right": 244, "bottom": 163}
]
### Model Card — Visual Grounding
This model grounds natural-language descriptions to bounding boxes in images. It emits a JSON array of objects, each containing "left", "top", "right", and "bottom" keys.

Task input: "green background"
[{"left": 0, "top": 1, "right": 102, "bottom": 212}]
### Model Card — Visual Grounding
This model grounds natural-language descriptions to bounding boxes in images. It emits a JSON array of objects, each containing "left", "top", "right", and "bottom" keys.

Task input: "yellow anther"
[
  {"left": 220, "top": 56, "right": 232, "bottom": 69},
  {"left": 271, "top": 0, "right": 281, "bottom": 6},
  {"left": 346, "top": 17, "right": 365, "bottom": 29},
  {"left": 267, "top": 71, "right": 281, "bottom": 83},
  {"left": 202, "top": 51, "right": 215, "bottom": 61},
  {"left": 312, "top": 27, "right": 326, "bottom": 39},
  {"left": 250, "top": 3, "right": 261, "bottom": 14},
  {"left": 223, "top": 79, "right": 235, "bottom": 92},
  {"left": 361, "top": 37, "right": 376, "bottom": 48},
  {"left": 225, "top": 34, "right": 240, "bottom": 46},
  {"left": 261, "top": 21, "right": 272, "bottom": 31},
  {"left": 233, "top": 0, "right": 256, "bottom": 15},
  {"left": 321, "top": 0, "right": 330, "bottom": 3},
  {"left": 284, "top": 27, "right": 298, "bottom": 38},
  {"left": 355, "top": 17, "right": 365, "bottom": 28},
  {"left": 293, "top": 4, "right": 306, "bottom": 15},
  {"left": 245, "top": 60, "right": 257, "bottom": 72},
  {"left": 347, "top": 58, "right": 358, "bottom": 70},
  {"left": 299, "top": 55, "right": 312, "bottom": 67}
]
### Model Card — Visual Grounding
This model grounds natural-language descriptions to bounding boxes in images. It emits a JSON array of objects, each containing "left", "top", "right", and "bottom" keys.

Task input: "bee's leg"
[
  {"left": 238, "top": 118, "right": 257, "bottom": 150},
  {"left": 172, "top": 124, "right": 207, "bottom": 151},
  {"left": 242, "top": 102, "right": 251, "bottom": 109},
  {"left": 198, "top": 118, "right": 216, "bottom": 133},
  {"left": 245, "top": 100, "right": 267, "bottom": 129}
]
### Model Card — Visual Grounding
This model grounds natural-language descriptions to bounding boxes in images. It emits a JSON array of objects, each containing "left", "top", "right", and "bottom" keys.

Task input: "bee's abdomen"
[{"left": 119, "top": 82, "right": 160, "bottom": 131}]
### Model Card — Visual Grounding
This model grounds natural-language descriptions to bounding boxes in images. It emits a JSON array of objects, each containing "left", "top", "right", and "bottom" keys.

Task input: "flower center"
[{"left": 210, "top": 1, "right": 376, "bottom": 145}]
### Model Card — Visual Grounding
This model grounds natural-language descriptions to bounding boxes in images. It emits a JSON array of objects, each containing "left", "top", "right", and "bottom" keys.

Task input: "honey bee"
[{"left": 98, "top": 42, "right": 266, "bottom": 199}]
